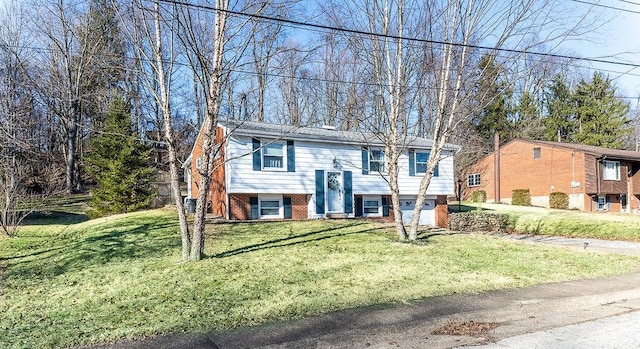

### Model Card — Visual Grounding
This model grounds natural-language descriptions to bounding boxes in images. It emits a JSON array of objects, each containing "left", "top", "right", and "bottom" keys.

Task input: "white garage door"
[{"left": 400, "top": 198, "right": 435, "bottom": 226}]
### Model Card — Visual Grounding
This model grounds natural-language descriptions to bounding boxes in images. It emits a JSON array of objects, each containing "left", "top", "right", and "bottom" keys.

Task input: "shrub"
[
  {"left": 549, "top": 192, "right": 569, "bottom": 209},
  {"left": 512, "top": 189, "right": 531, "bottom": 206},
  {"left": 471, "top": 190, "right": 487, "bottom": 203}
]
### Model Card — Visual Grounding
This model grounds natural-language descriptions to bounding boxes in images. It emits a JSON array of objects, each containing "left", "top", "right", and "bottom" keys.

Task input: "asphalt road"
[{"left": 461, "top": 310, "right": 640, "bottom": 349}]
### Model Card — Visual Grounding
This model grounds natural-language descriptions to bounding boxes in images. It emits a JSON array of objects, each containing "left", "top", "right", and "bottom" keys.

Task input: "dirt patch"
[{"left": 432, "top": 320, "right": 499, "bottom": 337}]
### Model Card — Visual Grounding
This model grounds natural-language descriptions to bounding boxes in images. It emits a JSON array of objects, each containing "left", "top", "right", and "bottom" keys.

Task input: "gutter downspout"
[{"left": 494, "top": 133, "right": 500, "bottom": 203}]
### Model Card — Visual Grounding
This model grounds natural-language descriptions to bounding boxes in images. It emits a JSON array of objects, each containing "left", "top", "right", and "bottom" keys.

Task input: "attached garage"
[{"left": 400, "top": 197, "right": 435, "bottom": 226}]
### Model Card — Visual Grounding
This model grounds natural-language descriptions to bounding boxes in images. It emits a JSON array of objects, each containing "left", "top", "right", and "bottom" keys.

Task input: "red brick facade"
[
  {"left": 435, "top": 195, "right": 448, "bottom": 228},
  {"left": 464, "top": 139, "right": 640, "bottom": 213},
  {"left": 229, "top": 194, "right": 309, "bottom": 220},
  {"left": 190, "top": 126, "right": 227, "bottom": 217}
]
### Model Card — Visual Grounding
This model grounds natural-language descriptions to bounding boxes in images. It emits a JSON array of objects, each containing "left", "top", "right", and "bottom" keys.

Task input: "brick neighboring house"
[
  {"left": 463, "top": 139, "right": 640, "bottom": 212},
  {"left": 183, "top": 120, "right": 459, "bottom": 227}
]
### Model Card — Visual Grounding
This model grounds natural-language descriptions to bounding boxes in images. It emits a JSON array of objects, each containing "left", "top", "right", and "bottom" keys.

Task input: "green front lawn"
[{"left": 1, "top": 209, "right": 638, "bottom": 348}]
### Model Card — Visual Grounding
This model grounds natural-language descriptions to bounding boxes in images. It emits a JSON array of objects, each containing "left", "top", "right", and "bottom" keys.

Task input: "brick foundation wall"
[
  {"left": 435, "top": 195, "right": 448, "bottom": 228},
  {"left": 228, "top": 193, "right": 309, "bottom": 220},
  {"left": 290, "top": 194, "right": 309, "bottom": 220},
  {"left": 229, "top": 194, "right": 251, "bottom": 220}
]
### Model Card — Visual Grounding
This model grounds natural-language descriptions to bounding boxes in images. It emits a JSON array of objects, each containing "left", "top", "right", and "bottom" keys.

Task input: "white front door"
[{"left": 327, "top": 171, "right": 343, "bottom": 213}]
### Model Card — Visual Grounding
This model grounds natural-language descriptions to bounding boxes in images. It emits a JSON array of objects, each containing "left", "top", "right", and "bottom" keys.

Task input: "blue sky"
[{"left": 563, "top": 1, "right": 640, "bottom": 96}]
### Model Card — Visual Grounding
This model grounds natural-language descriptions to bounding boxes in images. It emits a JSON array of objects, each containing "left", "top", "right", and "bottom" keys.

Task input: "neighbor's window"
[
  {"left": 533, "top": 147, "right": 541, "bottom": 159},
  {"left": 369, "top": 150, "right": 385, "bottom": 173},
  {"left": 603, "top": 160, "right": 620, "bottom": 180},
  {"left": 263, "top": 142, "right": 285, "bottom": 169},
  {"left": 467, "top": 173, "right": 481, "bottom": 187},
  {"left": 596, "top": 196, "right": 608, "bottom": 211}
]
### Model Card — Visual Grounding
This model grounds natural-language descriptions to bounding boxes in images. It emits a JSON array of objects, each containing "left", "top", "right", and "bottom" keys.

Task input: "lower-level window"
[
  {"left": 363, "top": 196, "right": 382, "bottom": 216},
  {"left": 596, "top": 196, "right": 609, "bottom": 211},
  {"left": 259, "top": 195, "right": 283, "bottom": 218}
]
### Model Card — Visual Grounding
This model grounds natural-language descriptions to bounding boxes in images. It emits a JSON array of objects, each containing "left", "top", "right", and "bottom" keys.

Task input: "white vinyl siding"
[
  {"left": 603, "top": 160, "right": 620, "bottom": 180},
  {"left": 225, "top": 134, "right": 455, "bottom": 197}
]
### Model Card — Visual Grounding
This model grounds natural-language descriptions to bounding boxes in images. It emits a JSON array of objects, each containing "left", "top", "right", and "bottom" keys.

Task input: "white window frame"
[
  {"left": 596, "top": 195, "right": 609, "bottom": 211},
  {"left": 415, "top": 151, "right": 429, "bottom": 174},
  {"left": 467, "top": 173, "right": 481, "bottom": 187},
  {"left": 262, "top": 141, "right": 287, "bottom": 171},
  {"left": 258, "top": 194, "right": 283, "bottom": 219},
  {"left": 362, "top": 195, "right": 382, "bottom": 217},
  {"left": 602, "top": 160, "right": 620, "bottom": 181},
  {"left": 368, "top": 149, "right": 386, "bottom": 173},
  {"left": 414, "top": 151, "right": 439, "bottom": 176}
]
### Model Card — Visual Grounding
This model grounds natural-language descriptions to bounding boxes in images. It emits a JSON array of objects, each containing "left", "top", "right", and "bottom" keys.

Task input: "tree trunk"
[
  {"left": 65, "top": 104, "right": 79, "bottom": 194},
  {"left": 151, "top": 0, "right": 191, "bottom": 261}
]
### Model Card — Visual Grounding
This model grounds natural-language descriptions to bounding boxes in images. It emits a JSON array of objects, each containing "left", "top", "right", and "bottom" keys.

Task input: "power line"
[
  {"left": 570, "top": 0, "right": 640, "bottom": 14},
  {"left": 158, "top": 0, "right": 640, "bottom": 70}
]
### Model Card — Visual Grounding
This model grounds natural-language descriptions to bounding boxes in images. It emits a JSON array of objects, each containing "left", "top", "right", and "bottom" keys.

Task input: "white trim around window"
[
  {"left": 362, "top": 195, "right": 382, "bottom": 217},
  {"left": 602, "top": 160, "right": 620, "bottom": 181},
  {"left": 262, "top": 141, "right": 287, "bottom": 171},
  {"left": 368, "top": 149, "right": 386, "bottom": 173},
  {"left": 259, "top": 194, "right": 283, "bottom": 219},
  {"left": 467, "top": 173, "right": 481, "bottom": 187}
]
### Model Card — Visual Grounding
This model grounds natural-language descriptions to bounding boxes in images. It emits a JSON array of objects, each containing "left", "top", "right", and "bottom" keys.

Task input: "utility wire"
[
  {"left": 158, "top": 0, "right": 640, "bottom": 70},
  {"left": 570, "top": 0, "right": 640, "bottom": 14}
]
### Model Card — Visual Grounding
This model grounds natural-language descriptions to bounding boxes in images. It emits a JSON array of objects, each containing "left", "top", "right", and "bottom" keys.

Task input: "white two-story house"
[{"left": 184, "top": 120, "right": 458, "bottom": 228}]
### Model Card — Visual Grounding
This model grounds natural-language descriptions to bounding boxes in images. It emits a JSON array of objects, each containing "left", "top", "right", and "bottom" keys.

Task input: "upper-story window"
[
  {"left": 414, "top": 151, "right": 439, "bottom": 176},
  {"left": 262, "top": 142, "right": 286, "bottom": 170},
  {"left": 467, "top": 173, "right": 481, "bottom": 187},
  {"left": 603, "top": 160, "right": 620, "bottom": 180},
  {"left": 364, "top": 149, "right": 385, "bottom": 173},
  {"left": 533, "top": 147, "right": 541, "bottom": 159}
]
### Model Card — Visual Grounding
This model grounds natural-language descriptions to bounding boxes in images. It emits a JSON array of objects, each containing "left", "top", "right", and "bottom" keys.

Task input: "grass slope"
[
  {"left": 465, "top": 203, "right": 640, "bottom": 241},
  {"left": 1, "top": 209, "right": 638, "bottom": 348}
]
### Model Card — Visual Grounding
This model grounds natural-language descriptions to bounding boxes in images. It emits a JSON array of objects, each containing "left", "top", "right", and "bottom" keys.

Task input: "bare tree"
[
  {"left": 405, "top": 0, "right": 600, "bottom": 239},
  {"left": 0, "top": 2, "right": 51, "bottom": 236},
  {"left": 120, "top": 0, "right": 193, "bottom": 260}
]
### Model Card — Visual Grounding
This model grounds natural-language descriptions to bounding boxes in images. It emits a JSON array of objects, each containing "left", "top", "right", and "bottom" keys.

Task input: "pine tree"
[
  {"left": 544, "top": 74, "right": 575, "bottom": 142},
  {"left": 515, "top": 91, "right": 545, "bottom": 140},
  {"left": 86, "top": 98, "right": 155, "bottom": 216},
  {"left": 472, "top": 55, "right": 513, "bottom": 148},
  {"left": 571, "top": 72, "right": 630, "bottom": 148}
]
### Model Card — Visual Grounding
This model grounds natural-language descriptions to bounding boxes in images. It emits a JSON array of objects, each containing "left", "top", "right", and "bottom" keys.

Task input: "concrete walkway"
[{"left": 87, "top": 235, "right": 640, "bottom": 349}]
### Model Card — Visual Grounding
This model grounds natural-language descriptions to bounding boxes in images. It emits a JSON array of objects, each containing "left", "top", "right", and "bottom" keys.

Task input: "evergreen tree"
[
  {"left": 515, "top": 91, "right": 545, "bottom": 140},
  {"left": 571, "top": 72, "right": 631, "bottom": 148},
  {"left": 86, "top": 98, "right": 155, "bottom": 216},
  {"left": 544, "top": 74, "right": 575, "bottom": 142},
  {"left": 472, "top": 55, "right": 513, "bottom": 147}
]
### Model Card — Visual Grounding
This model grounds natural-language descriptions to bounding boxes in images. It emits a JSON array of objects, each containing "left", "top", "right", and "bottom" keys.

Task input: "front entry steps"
[{"left": 326, "top": 213, "right": 348, "bottom": 219}]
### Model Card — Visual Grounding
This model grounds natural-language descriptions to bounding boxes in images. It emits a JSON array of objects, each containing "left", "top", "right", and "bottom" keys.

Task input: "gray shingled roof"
[
  {"left": 517, "top": 139, "right": 640, "bottom": 161},
  {"left": 221, "top": 120, "right": 460, "bottom": 150}
]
